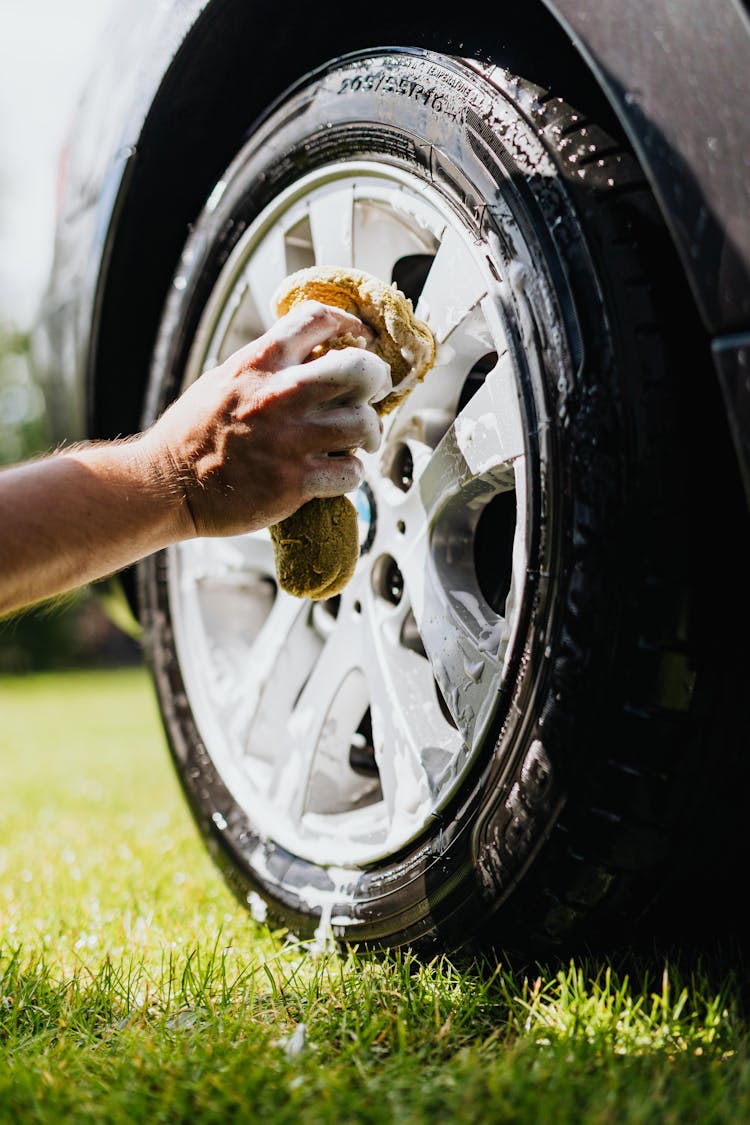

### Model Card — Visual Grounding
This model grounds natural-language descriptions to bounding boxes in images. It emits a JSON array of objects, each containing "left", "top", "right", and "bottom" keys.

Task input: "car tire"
[{"left": 136, "top": 48, "right": 726, "bottom": 962}]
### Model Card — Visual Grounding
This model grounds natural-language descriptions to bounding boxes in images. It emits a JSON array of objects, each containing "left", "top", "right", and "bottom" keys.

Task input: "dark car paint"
[
  {"left": 34, "top": 0, "right": 750, "bottom": 507},
  {"left": 552, "top": 0, "right": 750, "bottom": 335},
  {"left": 549, "top": 0, "right": 750, "bottom": 505}
]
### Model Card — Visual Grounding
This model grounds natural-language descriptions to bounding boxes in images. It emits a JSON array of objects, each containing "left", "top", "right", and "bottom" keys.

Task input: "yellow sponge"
[
  {"left": 270, "top": 493, "right": 359, "bottom": 601},
  {"left": 269, "top": 266, "right": 435, "bottom": 600}
]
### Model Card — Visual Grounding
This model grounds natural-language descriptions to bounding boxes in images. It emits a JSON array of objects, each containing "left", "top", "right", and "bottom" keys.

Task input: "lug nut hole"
[
  {"left": 390, "top": 444, "right": 414, "bottom": 492},
  {"left": 373, "top": 555, "right": 404, "bottom": 606}
]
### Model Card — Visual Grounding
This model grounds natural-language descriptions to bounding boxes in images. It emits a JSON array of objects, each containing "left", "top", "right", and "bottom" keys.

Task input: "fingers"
[
  {"left": 287, "top": 346, "right": 392, "bottom": 408},
  {"left": 304, "top": 453, "right": 364, "bottom": 499},
  {"left": 305, "top": 403, "right": 384, "bottom": 455},
  {"left": 259, "top": 300, "right": 376, "bottom": 368}
]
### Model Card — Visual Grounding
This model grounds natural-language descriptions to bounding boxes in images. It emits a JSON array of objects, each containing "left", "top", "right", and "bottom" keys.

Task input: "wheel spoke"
[
  {"left": 419, "top": 350, "right": 524, "bottom": 527},
  {"left": 352, "top": 199, "right": 433, "bottom": 286},
  {"left": 386, "top": 303, "right": 497, "bottom": 444},
  {"left": 390, "top": 352, "right": 526, "bottom": 751},
  {"left": 245, "top": 226, "right": 289, "bottom": 330},
  {"left": 217, "top": 284, "right": 265, "bottom": 364},
  {"left": 241, "top": 592, "right": 317, "bottom": 761},
  {"left": 396, "top": 509, "right": 516, "bottom": 753},
  {"left": 309, "top": 187, "right": 354, "bottom": 267},
  {"left": 419, "top": 572, "right": 513, "bottom": 753},
  {"left": 268, "top": 607, "right": 363, "bottom": 824},
  {"left": 224, "top": 529, "right": 276, "bottom": 576},
  {"left": 416, "top": 225, "right": 488, "bottom": 343},
  {"left": 179, "top": 530, "right": 276, "bottom": 584},
  {"left": 360, "top": 600, "right": 461, "bottom": 841}
]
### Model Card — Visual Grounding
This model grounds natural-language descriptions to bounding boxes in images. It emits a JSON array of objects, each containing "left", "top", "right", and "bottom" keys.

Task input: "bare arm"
[
  {"left": 0, "top": 440, "right": 187, "bottom": 618},
  {"left": 0, "top": 301, "right": 390, "bottom": 618}
]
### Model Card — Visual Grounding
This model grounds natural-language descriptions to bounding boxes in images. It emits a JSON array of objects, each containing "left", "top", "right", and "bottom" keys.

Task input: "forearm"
[
  {"left": 0, "top": 303, "right": 390, "bottom": 619},
  {"left": 0, "top": 437, "right": 191, "bottom": 618}
]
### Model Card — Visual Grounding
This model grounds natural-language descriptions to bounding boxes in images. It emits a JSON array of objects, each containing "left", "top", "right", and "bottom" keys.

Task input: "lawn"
[{"left": 1, "top": 666, "right": 749, "bottom": 1123}]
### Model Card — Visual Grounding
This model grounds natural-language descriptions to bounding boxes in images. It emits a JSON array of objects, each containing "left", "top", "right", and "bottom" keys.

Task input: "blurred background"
[{"left": 0, "top": 0, "right": 140, "bottom": 672}]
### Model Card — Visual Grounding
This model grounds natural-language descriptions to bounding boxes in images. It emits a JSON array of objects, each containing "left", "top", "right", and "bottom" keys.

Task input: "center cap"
[{"left": 354, "top": 481, "right": 376, "bottom": 554}]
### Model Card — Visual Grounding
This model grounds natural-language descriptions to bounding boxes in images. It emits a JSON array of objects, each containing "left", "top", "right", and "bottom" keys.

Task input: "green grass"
[{"left": 1, "top": 666, "right": 749, "bottom": 1122}]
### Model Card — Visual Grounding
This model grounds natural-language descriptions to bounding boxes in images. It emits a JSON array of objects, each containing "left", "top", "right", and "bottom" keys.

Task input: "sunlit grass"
[
  {"left": 0, "top": 666, "right": 255, "bottom": 967},
  {"left": 1, "top": 667, "right": 749, "bottom": 1122}
]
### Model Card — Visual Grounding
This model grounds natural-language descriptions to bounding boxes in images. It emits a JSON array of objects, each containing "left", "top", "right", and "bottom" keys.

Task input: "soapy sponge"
[{"left": 269, "top": 266, "right": 436, "bottom": 600}]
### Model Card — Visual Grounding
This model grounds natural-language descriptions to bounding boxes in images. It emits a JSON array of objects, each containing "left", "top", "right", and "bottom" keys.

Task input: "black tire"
[{"left": 137, "top": 48, "right": 728, "bottom": 962}]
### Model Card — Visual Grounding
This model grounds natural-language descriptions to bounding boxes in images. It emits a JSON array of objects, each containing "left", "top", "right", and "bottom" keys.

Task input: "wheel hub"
[{"left": 354, "top": 480, "right": 376, "bottom": 554}]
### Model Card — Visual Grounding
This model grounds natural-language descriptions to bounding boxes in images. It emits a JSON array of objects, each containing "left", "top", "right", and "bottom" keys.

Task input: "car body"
[
  {"left": 33, "top": 0, "right": 750, "bottom": 959},
  {"left": 34, "top": 0, "right": 750, "bottom": 490}
]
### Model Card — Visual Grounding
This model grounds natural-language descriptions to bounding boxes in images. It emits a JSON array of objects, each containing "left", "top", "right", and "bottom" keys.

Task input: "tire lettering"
[{"left": 336, "top": 70, "right": 451, "bottom": 115}]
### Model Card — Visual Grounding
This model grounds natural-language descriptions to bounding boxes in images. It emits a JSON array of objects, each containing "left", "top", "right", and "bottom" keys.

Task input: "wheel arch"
[{"left": 88, "top": 0, "right": 638, "bottom": 447}]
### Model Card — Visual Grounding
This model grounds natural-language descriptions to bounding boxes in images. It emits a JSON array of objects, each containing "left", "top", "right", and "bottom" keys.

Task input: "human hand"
[{"left": 141, "top": 300, "right": 392, "bottom": 538}]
